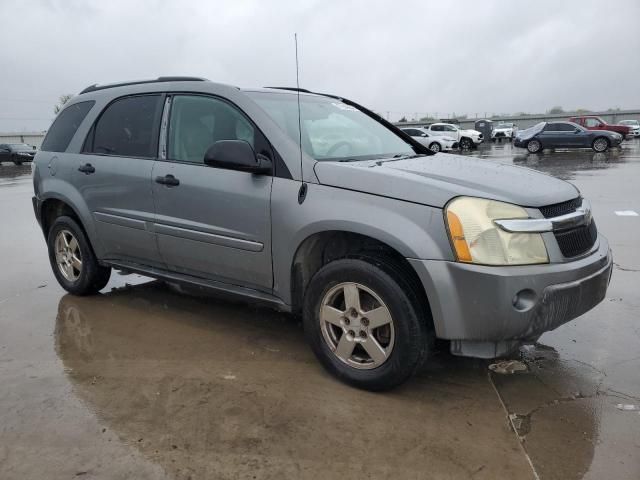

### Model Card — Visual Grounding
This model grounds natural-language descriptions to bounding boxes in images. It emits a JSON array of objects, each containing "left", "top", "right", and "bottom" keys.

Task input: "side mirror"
[
  {"left": 574, "top": 128, "right": 581, "bottom": 134},
  {"left": 421, "top": 133, "right": 428, "bottom": 137},
  {"left": 203, "top": 140, "right": 272, "bottom": 174}
]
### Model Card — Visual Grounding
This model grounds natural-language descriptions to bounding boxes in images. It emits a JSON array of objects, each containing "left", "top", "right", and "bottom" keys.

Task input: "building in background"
[{"left": 0, "top": 131, "right": 46, "bottom": 149}]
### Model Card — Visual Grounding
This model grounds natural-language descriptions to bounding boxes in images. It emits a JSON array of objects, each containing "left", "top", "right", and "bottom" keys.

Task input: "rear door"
[
  {"left": 151, "top": 94, "right": 273, "bottom": 291},
  {"left": 75, "top": 94, "right": 164, "bottom": 267}
]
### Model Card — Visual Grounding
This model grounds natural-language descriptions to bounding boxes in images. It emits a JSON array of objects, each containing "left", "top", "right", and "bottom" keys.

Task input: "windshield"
[
  {"left": 9, "top": 143, "right": 33, "bottom": 151},
  {"left": 497, "top": 123, "right": 513, "bottom": 128},
  {"left": 247, "top": 92, "right": 415, "bottom": 161}
]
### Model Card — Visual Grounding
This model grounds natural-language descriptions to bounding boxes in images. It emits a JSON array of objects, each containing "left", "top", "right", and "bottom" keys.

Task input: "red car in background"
[{"left": 569, "top": 116, "right": 630, "bottom": 139}]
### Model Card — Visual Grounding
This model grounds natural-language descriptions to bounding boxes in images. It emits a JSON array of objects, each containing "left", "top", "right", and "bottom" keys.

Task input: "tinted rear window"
[
  {"left": 86, "top": 95, "right": 162, "bottom": 158},
  {"left": 41, "top": 101, "right": 94, "bottom": 152}
]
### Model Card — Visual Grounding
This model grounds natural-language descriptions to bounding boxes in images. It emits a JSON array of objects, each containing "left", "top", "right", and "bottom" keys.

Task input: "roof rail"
[
  {"left": 265, "top": 87, "right": 313, "bottom": 94},
  {"left": 79, "top": 76, "right": 208, "bottom": 95}
]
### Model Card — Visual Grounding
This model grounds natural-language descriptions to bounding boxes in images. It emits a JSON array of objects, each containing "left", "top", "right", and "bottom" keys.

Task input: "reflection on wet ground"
[
  {"left": 51, "top": 282, "right": 532, "bottom": 479},
  {"left": 462, "top": 138, "right": 639, "bottom": 180},
  {"left": 1, "top": 141, "right": 640, "bottom": 479}
]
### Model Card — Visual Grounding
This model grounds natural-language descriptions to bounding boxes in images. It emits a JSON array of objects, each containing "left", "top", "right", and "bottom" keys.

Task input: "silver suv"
[{"left": 33, "top": 77, "right": 613, "bottom": 390}]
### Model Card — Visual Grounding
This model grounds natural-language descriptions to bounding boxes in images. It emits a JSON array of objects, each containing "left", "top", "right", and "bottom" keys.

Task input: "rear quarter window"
[{"left": 41, "top": 101, "right": 95, "bottom": 152}]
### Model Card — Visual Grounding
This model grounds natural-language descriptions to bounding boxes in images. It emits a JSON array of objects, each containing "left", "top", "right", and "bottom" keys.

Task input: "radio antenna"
[{"left": 295, "top": 33, "right": 307, "bottom": 203}]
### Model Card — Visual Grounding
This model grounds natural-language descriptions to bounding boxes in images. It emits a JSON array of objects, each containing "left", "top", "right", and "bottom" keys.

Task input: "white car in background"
[
  {"left": 618, "top": 120, "right": 640, "bottom": 138},
  {"left": 491, "top": 122, "right": 518, "bottom": 141},
  {"left": 423, "top": 123, "right": 483, "bottom": 149},
  {"left": 400, "top": 127, "right": 458, "bottom": 153}
]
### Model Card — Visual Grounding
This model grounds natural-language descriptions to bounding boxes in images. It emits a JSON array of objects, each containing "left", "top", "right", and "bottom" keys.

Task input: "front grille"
[
  {"left": 495, "top": 132, "right": 505, "bottom": 137},
  {"left": 554, "top": 220, "right": 597, "bottom": 257},
  {"left": 539, "top": 197, "right": 582, "bottom": 218}
]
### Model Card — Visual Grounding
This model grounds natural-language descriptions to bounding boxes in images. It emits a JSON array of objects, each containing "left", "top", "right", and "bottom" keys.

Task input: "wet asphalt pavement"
[{"left": 1, "top": 140, "right": 639, "bottom": 479}]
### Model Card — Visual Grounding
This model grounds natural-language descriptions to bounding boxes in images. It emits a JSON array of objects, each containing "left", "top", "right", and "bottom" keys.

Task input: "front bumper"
[{"left": 408, "top": 235, "right": 612, "bottom": 356}]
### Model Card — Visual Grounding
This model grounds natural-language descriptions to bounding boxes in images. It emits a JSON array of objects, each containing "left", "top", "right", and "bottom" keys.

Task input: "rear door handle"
[
  {"left": 78, "top": 163, "right": 95, "bottom": 174},
  {"left": 155, "top": 174, "right": 180, "bottom": 187}
]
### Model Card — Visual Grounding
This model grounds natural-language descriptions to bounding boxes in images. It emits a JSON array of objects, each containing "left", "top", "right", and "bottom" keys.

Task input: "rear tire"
[
  {"left": 303, "top": 258, "right": 431, "bottom": 391},
  {"left": 47, "top": 216, "right": 111, "bottom": 295},
  {"left": 592, "top": 137, "right": 609, "bottom": 152},
  {"left": 527, "top": 139, "right": 542, "bottom": 153}
]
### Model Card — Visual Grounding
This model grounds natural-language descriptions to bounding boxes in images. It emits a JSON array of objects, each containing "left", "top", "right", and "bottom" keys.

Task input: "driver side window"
[{"left": 168, "top": 95, "right": 255, "bottom": 164}]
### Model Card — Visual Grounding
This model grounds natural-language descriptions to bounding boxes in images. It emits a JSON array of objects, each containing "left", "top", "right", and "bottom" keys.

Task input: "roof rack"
[{"left": 79, "top": 76, "right": 208, "bottom": 95}]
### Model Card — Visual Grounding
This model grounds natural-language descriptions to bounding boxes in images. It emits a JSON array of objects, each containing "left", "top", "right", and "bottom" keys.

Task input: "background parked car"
[
  {"left": 491, "top": 122, "right": 518, "bottom": 141},
  {"left": 569, "top": 115, "right": 631, "bottom": 139},
  {"left": 400, "top": 127, "right": 458, "bottom": 152},
  {"left": 423, "top": 123, "right": 483, "bottom": 149},
  {"left": 618, "top": 119, "right": 640, "bottom": 138},
  {"left": 514, "top": 121, "right": 623, "bottom": 153},
  {"left": 0, "top": 143, "right": 36, "bottom": 164}
]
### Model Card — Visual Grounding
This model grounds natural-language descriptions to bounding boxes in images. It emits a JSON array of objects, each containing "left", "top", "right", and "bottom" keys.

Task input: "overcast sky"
[{"left": 1, "top": 0, "right": 639, "bottom": 132}]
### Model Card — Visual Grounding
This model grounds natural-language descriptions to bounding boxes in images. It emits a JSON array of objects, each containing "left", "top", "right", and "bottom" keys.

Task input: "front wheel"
[
  {"left": 592, "top": 137, "right": 609, "bottom": 152},
  {"left": 47, "top": 216, "right": 111, "bottom": 295},
  {"left": 303, "top": 258, "right": 431, "bottom": 391},
  {"left": 459, "top": 137, "right": 473, "bottom": 149},
  {"left": 429, "top": 142, "right": 441, "bottom": 153},
  {"left": 527, "top": 139, "right": 542, "bottom": 153}
]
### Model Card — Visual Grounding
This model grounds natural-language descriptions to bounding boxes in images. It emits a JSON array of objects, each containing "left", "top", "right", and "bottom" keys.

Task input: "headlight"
[{"left": 445, "top": 197, "right": 548, "bottom": 265}]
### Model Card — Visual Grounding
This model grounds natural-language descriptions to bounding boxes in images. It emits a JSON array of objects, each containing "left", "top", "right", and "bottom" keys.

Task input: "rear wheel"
[
  {"left": 592, "top": 137, "right": 609, "bottom": 152},
  {"left": 527, "top": 139, "right": 542, "bottom": 153},
  {"left": 303, "top": 258, "right": 431, "bottom": 391},
  {"left": 429, "top": 142, "right": 441, "bottom": 153},
  {"left": 47, "top": 216, "right": 111, "bottom": 295}
]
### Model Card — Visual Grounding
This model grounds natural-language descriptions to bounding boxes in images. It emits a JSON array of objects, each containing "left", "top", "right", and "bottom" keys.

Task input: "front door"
[
  {"left": 152, "top": 94, "right": 273, "bottom": 291},
  {"left": 74, "top": 94, "right": 165, "bottom": 267}
]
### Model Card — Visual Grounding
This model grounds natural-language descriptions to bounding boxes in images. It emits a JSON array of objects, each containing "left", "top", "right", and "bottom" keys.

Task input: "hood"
[
  {"left": 460, "top": 129, "right": 481, "bottom": 136},
  {"left": 314, "top": 154, "right": 579, "bottom": 208}
]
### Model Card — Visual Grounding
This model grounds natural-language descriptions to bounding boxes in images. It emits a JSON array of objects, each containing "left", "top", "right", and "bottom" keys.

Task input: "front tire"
[
  {"left": 303, "top": 258, "right": 431, "bottom": 391},
  {"left": 47, "top": 216, "right": 111, "bottom": 295},
  {"left": 527, "top": 139, "right": 542, "bottom": 153},
  {"left": 460, "top": 137, "right": 472, "bottom": 149},
  {"left": 429, "top": 142, "right": 441, "bottom": 153},
  {"left": 592, "top": 137, "right": 609, "bottom": 152}
]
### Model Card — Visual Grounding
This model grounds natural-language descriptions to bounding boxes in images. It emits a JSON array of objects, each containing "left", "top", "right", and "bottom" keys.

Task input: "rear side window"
[
  {"left": 86, "top": 95, "right": 163, "bottom": 158},
  {"left": 41, "top": 101, "right": 94, "bottom": 152}
]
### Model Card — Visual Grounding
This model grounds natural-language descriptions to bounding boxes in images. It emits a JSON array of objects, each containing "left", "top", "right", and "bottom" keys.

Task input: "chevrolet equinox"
[{"left": 32, "top": 77, "right": 613, "bottom": 390}]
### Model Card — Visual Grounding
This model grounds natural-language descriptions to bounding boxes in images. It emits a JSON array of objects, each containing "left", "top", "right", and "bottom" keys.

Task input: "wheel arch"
[
  {"left": 38, "top": 191, "right": 104, "bottom": 259},
  {"left": 289, "top": 230, "right": 433, "bottom": 324}
]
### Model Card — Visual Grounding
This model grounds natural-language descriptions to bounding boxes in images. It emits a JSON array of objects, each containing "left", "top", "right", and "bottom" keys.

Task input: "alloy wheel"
[
  {"left": 429, "top": 142, "right": 441, "bottom": 153},
  {"left": 54, "top": 229, "right": 83, "bottom": 282},
  {"left": 319, "top": 282, "right": 395, "bottom": 370},
  {"left": 593, "top": 138, "right": 608, "bottom": 152}
]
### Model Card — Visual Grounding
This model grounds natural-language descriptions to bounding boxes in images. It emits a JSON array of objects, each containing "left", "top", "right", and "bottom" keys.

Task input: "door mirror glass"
[{"left": 204, "top": 140, "right": 271, "bottom": 174}]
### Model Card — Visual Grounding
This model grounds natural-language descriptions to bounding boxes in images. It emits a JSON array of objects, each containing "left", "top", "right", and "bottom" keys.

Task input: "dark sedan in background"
[
  {"left": 514, "top": 121, "right": 623, "bottom": 153},
  {"left": 0, "top": 143, "right": 36, "bottom": 164}
]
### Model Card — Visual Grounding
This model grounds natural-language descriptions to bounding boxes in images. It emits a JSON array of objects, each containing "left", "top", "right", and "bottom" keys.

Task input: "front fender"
[{"left": 271, "top": 178, "right": 454, "bottom": 305}]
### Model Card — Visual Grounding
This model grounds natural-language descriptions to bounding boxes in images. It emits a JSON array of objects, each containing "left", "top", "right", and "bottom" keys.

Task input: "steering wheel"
[{"left": 326, "top": 141, "right": 354, "bottom": 157}]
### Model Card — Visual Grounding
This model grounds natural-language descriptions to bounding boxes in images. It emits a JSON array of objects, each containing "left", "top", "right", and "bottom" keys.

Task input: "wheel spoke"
[
  {"left": 364, "top": 306, "right": 392, "bottom": 329},
  {"left": 334, "top": 334, "right": 355, "bottom": 361},
  {"left": 362, "top": 336, "right": 388, "bottom": 365},
  {"left": 321, "top": 305, "right": 344, "bottom": 327},
  {"left": 68, "top": 237, "right": 79, "bottom": 253},
  {"left": 71, "top": 255, "right": 82, "bottom": 271},
  {"left": 62, "top": 233, "right": 70, "bottom": 248},
  {"left": 343, "top": 284, "right": 361, "bottom": 311}
]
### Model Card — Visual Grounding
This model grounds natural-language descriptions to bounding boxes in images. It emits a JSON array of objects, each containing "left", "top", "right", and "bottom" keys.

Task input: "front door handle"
[
  {"left": 78, "top": 163, "right": 95, "bottom": 174},
  {"left": 155, "top": 174, "right": 180, "bottom": 187}
]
